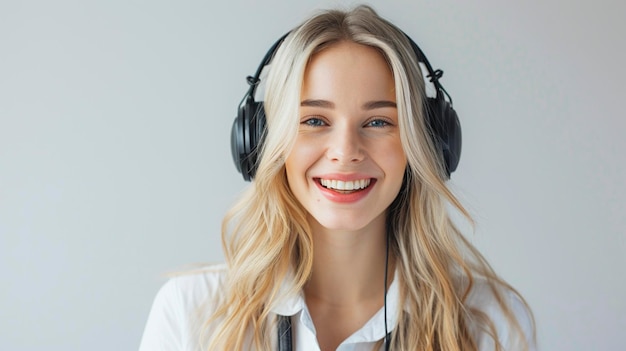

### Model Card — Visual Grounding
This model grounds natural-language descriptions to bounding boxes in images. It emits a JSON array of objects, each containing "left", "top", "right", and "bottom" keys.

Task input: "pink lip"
[{"left": 313, "top": 174, "right": 376, "bottom": 203}]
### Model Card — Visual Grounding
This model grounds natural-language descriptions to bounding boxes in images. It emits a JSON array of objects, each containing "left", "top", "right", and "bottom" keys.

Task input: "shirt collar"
[{"left": 270, "top": 270, "right": 402, "bottom": 343}]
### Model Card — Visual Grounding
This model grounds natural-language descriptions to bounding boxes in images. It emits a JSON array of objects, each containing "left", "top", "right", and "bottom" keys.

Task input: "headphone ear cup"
[
  {"left": 230, "top": 95, "right": 266, "bottom": 181},
  {"left": 425, "top": 95, "right": 462, "bottom": 178},
  {"left": 249, "top": 101, "right": 266, "bottom": 179},
  {"left": 231, "top": 108, "right": 245, "bottom": 175},
  {"left": 441, "top": 101, "right": 461, "bottom": 175}
]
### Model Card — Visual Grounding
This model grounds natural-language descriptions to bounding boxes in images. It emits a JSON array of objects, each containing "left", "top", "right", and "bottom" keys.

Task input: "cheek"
[
  {"left": 378, "top": 141, "right": 407, "bottom": 174},
  {"left": 286, "top": 137, "right": 321, "bottom": 173},
  {"left": 285, "top": 139, "right": 315, "bottom": 187}
]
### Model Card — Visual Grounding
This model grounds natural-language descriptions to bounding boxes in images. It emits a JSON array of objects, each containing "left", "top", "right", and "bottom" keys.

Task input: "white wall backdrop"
[{"left": 1, "top": 0, "right": 624, "bottom": 350}]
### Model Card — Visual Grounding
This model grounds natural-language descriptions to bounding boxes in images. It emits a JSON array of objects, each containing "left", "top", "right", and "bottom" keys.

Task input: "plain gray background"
[{"left": 1, "top": 0, "right": 624, "bottom": 350}]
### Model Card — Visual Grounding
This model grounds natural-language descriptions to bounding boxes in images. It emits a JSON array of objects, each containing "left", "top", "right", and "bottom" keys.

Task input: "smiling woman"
[
  {"left": 286, "top": 41, "right": 406, "bottom": 233},
  {"left": 139, "top": 4, "right": 536, "bottom": 351}
]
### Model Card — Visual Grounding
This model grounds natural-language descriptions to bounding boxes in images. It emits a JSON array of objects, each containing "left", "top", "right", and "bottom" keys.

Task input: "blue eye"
[
  {"left": 303, "top": 117, "right": 326, "bottom": 127},
  {"left": 367, "top": 119, "right": 390, "bottom": 128}
]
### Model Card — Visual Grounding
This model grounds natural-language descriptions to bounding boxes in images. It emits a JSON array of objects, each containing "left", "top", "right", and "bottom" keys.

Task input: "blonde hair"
[{"left": 208, "top": 5, "right": 535, "bottom": 350}]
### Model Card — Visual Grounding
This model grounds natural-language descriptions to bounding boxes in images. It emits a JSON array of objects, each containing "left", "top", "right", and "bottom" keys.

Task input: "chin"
[{"left": 310, "top": 210, "right": 385, "bottom": 234}]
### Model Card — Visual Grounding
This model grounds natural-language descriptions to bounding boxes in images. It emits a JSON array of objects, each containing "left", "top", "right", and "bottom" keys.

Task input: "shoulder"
[
  {"left": 157, "top": 264, "right": 228, "bottom": 306},
  {"left": 464, "top": 278, "right": 537, "bottom": 351},
  {"left": 139, "top": 264, "right": 228, "bottom": 351}
]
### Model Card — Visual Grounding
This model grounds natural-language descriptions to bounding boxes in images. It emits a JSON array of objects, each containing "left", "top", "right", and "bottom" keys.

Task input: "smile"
[{"left": 318, "top": 178, "right": 372, "bottom": 191}]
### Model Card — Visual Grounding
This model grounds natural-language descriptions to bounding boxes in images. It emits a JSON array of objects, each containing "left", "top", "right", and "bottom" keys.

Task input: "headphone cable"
[{"left": 384, "top": 230, "right": 390, "bottom": 351}]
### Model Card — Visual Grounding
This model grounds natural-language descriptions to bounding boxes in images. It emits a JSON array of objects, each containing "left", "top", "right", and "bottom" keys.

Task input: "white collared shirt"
[{"left": 139, "top": 264, "right": 535, "bottom": 351}]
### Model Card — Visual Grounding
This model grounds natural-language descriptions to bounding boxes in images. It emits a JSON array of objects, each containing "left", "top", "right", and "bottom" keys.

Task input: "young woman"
[{"left": 139, "top": 5, "right": 536, "bottom": 351}]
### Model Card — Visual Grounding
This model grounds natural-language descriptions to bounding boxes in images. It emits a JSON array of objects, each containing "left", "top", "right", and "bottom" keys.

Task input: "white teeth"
[{"left": 320, "top": 178, "right": 371, "bottom": 190}]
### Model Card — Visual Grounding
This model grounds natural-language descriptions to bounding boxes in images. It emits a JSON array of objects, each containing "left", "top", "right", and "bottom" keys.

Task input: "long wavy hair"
[{"left": 207, "top": 5, "right": 535, "bottom": 350}]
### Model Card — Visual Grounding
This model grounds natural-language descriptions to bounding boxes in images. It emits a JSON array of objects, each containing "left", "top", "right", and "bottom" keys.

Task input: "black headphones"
[{"left": 231, "top": 32, "right": 461, "bottom": 181}]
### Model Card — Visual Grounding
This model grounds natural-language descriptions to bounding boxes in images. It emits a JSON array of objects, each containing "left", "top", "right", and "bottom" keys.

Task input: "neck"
[{"left": 304, "top": 215, "right": 393, "bottom": 305}]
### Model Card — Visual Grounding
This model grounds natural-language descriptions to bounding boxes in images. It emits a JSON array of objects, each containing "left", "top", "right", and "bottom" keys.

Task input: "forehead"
[{"left": 301, "top": 41, "right": 395, "bottom": 101}]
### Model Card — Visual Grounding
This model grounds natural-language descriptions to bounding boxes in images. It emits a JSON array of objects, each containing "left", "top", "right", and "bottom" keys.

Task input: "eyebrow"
[
  {"left": 300, "top": 99, "right": 397, "bottom": 110},
  {"left": 362, "top": 100, "right": 397, "bottom": 110},
  {"left": 300, "top": 99, "right": 335, "bottom": 108}
]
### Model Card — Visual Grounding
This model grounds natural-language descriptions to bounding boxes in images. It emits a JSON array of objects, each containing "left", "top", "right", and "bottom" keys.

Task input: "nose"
[{"left": 326, "top": 124, "right": 365, "bottom": 164}]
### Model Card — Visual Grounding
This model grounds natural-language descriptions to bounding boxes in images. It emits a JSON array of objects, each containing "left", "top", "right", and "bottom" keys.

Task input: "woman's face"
[{"left": 285, "top": 41, "right": 407, "bottom": 233}]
